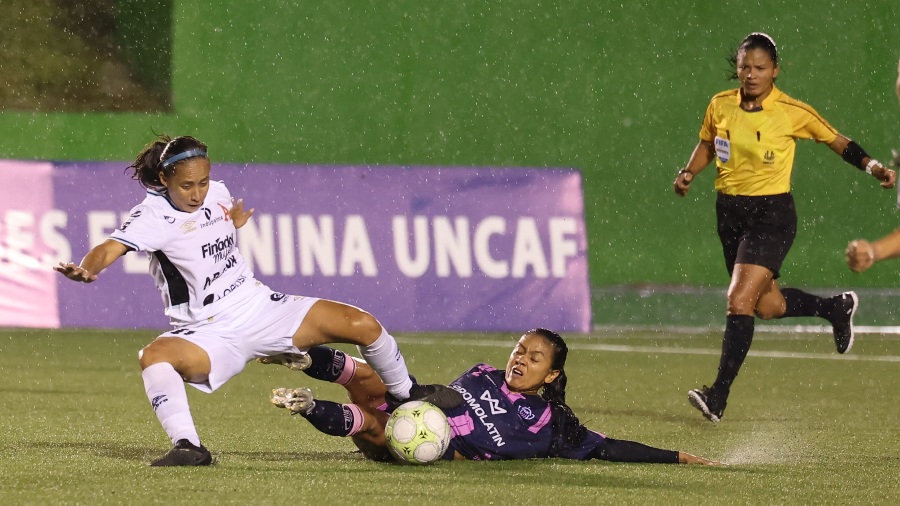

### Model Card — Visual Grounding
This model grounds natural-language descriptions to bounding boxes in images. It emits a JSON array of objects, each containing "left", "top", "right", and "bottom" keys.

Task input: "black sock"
[
  {"left": 780, "top": 288, "right": 828, "bottom": 319},
  {"left": 302, "top": 346, "right": 349, "bottom": 382},
  {"left": 712, "top": 314, "right": 755, "bottom": 396},
  {"left": 303, "top": 400, "right": 358, "bottom": 437}
]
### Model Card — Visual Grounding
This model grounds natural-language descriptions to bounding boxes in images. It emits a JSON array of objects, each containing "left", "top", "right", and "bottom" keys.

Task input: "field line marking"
[{"left": 399, "top": 337, "right": 900, "bottom": 363}]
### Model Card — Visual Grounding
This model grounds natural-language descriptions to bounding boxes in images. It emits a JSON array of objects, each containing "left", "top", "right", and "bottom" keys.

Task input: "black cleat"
[
  {"left": 385, "top": 383, "right": 464, "bottom": 412},
  {"left": 149, "top": 439, "right": 213, "bottom": 467},
  {"left": 688, "top": 386, "right": 726, "bottom": 423},
  {"left": 829, "top": 291, "right": 858, "bottom": 354}
]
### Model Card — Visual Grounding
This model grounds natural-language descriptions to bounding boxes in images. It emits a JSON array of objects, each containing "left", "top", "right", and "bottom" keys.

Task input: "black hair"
[
  {"left": 727, "top": 32, "right": 778, "bottom": 80},
  {"left": 524, "top": 328, "right": 589, "bottom": 458},
  {"left": 528, "top": 327, "right": 568, "bottom": 404},
  {"left": 126, "top": 134, "right": 208, "bottom": 191}
]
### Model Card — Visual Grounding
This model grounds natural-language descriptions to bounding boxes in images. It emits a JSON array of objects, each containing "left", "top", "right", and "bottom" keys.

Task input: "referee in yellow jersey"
[{"left": 673, "top": 33, "right": 897, "bottom": 423}]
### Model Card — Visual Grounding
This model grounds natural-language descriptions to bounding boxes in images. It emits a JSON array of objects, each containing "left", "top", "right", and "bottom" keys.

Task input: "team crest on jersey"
[
  {"left": 517, "top": 405, "right": 536, "bottom": 420},
  {"left": 164, "top": 215, "right": 176, "bottom": 224},
  {"left": 714, "top": 136, "right": 731, "bottom": 163}
]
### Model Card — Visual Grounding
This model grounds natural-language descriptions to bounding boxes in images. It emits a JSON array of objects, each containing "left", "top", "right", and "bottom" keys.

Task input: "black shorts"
[{"left": 715, "top": 192, "right": 796, "bottom": 279}]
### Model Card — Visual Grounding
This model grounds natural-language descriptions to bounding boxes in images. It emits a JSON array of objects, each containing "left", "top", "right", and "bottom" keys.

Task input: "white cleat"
[
  {"left": 257, "top": 353, "right": 312, "bottom": 371},
  {"left": 271, "top": 387, "right": 315, "bottom": 415}
]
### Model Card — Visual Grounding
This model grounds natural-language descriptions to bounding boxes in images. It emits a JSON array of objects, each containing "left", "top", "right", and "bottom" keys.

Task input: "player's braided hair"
[{"left": 126, "top": 134, "right": 208, "bottom": 191}]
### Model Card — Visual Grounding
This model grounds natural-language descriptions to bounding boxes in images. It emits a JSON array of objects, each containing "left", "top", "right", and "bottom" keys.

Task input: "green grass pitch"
[{"left": 1, "top": 327, "right": 898, "bottom": 505}]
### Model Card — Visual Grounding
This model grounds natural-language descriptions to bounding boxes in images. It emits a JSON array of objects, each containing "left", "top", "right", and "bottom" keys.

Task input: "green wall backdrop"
[{"left": 2, "top": 1, "right": 899, "bottom": 307}]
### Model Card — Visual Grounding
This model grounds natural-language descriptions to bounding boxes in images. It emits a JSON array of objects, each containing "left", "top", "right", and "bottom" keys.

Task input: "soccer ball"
[{"left": 385, "top": 400, "right": 451, "bottom": 464}]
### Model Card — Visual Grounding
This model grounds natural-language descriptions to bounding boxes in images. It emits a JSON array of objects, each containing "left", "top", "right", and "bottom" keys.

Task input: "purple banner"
[{"left": 3, "top": 162, "right": 591, "bottom": 332}]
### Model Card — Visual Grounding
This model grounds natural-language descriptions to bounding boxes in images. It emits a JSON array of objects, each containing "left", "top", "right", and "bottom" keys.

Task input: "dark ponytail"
[
  {"left": 527, "top": 328, "right": 590, "bottom": 457},
  {"left": 529, "top": 328, "right": 568, "bottom": 404},
  {"left": 126, "top": 134, "right": 208, "bottom": 191}
]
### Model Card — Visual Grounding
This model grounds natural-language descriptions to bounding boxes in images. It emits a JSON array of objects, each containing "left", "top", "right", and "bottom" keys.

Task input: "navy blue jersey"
[{"left": 443, "top": 364, "right": 605, "bottom": 461}]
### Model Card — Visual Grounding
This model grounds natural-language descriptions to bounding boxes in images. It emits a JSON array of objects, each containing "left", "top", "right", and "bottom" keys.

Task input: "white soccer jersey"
[{"left": 109, "top": 180, "right": 256, "bottom": 325}]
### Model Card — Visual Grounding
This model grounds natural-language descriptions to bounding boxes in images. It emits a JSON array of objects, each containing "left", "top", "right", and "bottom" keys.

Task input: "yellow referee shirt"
[{"left": 699, "top": 85, "right": 839, "bottom": 196}]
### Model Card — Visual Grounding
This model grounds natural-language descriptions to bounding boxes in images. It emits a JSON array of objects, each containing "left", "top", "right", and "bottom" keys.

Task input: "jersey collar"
[{"left": 734, "top": 84, "right": 783, "bottom": 110}]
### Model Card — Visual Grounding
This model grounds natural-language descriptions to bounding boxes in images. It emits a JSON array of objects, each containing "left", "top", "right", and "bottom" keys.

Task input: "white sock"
[
  {"left": 142, "top": 362, "right": 202, "bottom": 447},
  {"left": 357, "top": 328, "right": 413, "bottom": 399}
]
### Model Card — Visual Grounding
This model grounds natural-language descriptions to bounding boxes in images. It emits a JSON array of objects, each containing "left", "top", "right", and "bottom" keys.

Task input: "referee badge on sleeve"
[{"left": 714, "top": 136, "right": 731, "bottom": 163}]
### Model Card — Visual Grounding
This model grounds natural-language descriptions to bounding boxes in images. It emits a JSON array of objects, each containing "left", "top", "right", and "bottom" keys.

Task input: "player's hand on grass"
[
  {"left": 54, "top": 262, "right": 98, "bottom": 283},
  {"left": 678, "top": 451, "right": 724, "bottom": 466},
  {"left": 230, "top": 198, "right": 255, "bottom": 229}
]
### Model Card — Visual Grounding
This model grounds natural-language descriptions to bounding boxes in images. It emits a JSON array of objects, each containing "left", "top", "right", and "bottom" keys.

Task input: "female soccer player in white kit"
[{"left": 55, "top": 135, "right": 457, "bottom": 466}]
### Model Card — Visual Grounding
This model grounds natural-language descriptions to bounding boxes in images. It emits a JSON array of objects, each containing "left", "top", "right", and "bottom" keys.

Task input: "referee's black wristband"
[{"left": 842, "top": 141, "right": 870, "bottom": 170}]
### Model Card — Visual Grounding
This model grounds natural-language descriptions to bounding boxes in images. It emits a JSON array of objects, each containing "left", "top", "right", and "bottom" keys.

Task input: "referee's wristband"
[{"left": 865, "top": 159, "right": 880, "bottom": 175}]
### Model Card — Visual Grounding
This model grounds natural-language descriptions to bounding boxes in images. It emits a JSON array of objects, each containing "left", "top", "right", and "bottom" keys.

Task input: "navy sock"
[
  {"left": 712, "top": 314, "right": 755, "bottom": 396},
  {"left": 302, "top": 346, "right": 349, "bottom": 383},
  {"left": 303, "top": 400, "right": 358, "bottom": 437}
]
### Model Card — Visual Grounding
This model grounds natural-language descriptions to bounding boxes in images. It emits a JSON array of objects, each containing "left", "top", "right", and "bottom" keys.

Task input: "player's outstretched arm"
[
  {"left": 828, "top": 135, "right": 897, "bottom": 189},
  {"left": 846, "top": 229, "right": 900, "bottom": 273},
  {"left": 54, "top": 239, "right": 128, "bottom": 283},
  {"left": 678, "top": 451, "right": 723, "bottom": 466}
]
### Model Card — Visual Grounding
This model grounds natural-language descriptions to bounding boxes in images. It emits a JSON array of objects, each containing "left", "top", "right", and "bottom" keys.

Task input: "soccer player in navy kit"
[
  {"left": 55, "top": 135, "right": 457, "bottom": 466},
  {"left": 264, "top": 329, "right": 718, "bottom": 465},
  {"left": 673, "top": 33, "right": 897, "bottom": 423}
]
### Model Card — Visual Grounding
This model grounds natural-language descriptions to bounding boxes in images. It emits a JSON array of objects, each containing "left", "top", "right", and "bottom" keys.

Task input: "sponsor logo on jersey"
[
  {"left": 201, "top": 234, "right": 235, "bottom": 261},
  {"left": 164, "top": 215, "right": 176, "bottom": 224},
  {"left": 763, "top": 150, "right": 775, "bottom": 164},
  {"left": 202, "top": 207, "right": 212, "bottom": 220},
  {"left": 181, "top": 221, "right": 197, "bottom": 234},
  {"left": 217, "top": 202, "right": 232, "bottom": 222},
  {"left": 119, "top": 210, "right": 142, "bottom": 231},
  {"left": 203, "top": 274, "right": 248, "bottom": 305},
  {"left": 450, "top": 384, "right": 506, "bottom": 447},
  {"left": 480, "top": 390, "right": 508, "bottom": 415},
  {"left": 202, "top": 255, "right": 238, "bottom": 289},
  {"left": 270, "top": 292, "right": 287, "bottom": 302}
]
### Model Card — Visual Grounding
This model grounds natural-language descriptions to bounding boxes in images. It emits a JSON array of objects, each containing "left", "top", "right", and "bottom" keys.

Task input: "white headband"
[{"left": 748, "top": 32, "right": 777, "bottom": 50}]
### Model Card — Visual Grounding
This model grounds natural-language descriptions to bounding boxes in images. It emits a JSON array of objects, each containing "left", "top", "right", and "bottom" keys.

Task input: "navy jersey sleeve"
[{"left": 547, "top": 403, "right": 679, "bottom": 463}]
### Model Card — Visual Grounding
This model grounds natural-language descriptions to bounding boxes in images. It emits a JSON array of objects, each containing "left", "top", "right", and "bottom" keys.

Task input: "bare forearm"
[
  {"left": 683, "top": 140, "right": 715, "bottom": 176},
  {"left": 872, "top": 229, "right": 900, "bottom": 262}
]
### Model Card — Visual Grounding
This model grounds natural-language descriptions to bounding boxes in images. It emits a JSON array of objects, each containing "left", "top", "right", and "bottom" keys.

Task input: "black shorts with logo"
[{"left": 715, "top": 192, "right": 796, "bottom": 279}]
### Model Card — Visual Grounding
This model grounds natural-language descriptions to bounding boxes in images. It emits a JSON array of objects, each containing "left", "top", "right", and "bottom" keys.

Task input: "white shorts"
[{"left": 156, "top": 280, "right": 320, "bottom": 393}]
